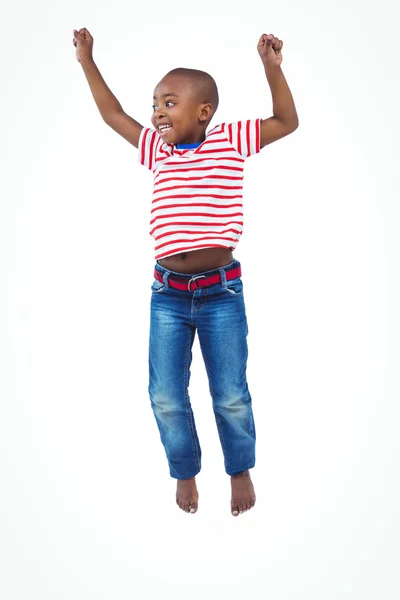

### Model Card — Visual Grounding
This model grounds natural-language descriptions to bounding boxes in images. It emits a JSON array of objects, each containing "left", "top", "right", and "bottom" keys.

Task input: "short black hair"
[{"left": 165, "top": 67, "right": 219, "bottom": 114}]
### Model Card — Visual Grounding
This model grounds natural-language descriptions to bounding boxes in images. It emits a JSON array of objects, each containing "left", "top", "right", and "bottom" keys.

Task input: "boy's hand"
[
  {"left": 73, "top": 28, "right": 94, "bottom": 63},
  {"left": 257, "top": 34, "right": 283, "bottom": 68}
]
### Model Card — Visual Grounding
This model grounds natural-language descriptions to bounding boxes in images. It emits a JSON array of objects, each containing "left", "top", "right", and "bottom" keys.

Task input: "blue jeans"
[{"left": 148, "top": 259, "right": 256, "bottom": 479}]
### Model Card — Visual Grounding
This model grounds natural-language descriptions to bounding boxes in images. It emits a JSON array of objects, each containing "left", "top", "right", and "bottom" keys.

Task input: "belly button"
[{"left": 181, "top": 253, "right": 187, "bottom": 260}]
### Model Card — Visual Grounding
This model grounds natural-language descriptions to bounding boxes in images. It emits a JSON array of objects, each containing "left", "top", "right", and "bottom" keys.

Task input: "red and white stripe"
[{"left": 138, "top": 119, "right": 261, "bottom": 259}]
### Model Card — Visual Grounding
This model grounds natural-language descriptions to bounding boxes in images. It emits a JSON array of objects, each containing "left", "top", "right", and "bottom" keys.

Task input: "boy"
[{"left": 73, "top": 27, "right": 298, "bottom": 516}]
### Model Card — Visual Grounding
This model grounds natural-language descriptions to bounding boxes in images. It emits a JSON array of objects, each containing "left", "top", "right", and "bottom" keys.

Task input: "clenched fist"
[
  {"left": 257, "top": 34, "right": 283, "bottom": 68},
  {"left": 73, "top": 28, "right": 94, "bottom": 63}
]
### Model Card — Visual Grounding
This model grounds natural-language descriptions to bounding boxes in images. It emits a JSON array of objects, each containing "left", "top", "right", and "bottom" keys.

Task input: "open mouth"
[{"left": 158, "top": 124, "right": 172, "bottom": 136}]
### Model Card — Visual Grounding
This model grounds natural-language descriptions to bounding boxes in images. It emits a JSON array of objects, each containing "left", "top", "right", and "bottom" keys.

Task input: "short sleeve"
[
  {"left": 222, "top": 119, "right": 261, "bottom": 158},
  {"left": 137, "top": 127, "right": 160, "bottom": 171}
]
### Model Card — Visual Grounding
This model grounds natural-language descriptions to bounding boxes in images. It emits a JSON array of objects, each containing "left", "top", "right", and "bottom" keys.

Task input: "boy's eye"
[{"left": 152, "top": 101, "right": 176, "bottom": 111}]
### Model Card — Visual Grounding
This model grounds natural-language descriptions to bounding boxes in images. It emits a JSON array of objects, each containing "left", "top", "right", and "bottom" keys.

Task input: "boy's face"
[{"left": 152, "top": 74, "right": 209, "bottom": 144}]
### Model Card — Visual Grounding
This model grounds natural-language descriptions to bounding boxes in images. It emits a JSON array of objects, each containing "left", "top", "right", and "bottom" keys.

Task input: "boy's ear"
[{"left": 198, "top": 103, "right": 213, "bottom": 123}]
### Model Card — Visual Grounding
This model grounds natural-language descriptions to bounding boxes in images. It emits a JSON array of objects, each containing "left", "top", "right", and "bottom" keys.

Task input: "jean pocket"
[
  {"left": 151, "top": 278, "right": 167, "bottom": 293},
  {"left": 222, "top": 277, "right": 244, "bottom": 296}
]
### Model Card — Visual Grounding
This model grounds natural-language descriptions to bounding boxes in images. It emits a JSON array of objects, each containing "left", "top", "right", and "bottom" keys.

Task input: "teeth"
[{"left": 159, "top": 125, "right": 172, "bottom": 133}]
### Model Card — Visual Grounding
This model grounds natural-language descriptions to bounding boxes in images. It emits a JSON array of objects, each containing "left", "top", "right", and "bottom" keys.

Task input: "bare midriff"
[{"left": 157, "top": 247, "right": 234, "bottom": 275}]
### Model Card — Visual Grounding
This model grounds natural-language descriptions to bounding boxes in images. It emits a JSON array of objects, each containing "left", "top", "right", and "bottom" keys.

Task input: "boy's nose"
[{"left": 154, "top": 108, "right": 166, "bottom": 118}]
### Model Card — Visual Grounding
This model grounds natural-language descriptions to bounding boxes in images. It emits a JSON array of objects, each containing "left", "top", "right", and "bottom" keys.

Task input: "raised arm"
[
  {"left": 73, "top": 28, "right": 143, "bottom": 148},
  {"left": 257, "top": 33, "right": 299, "bottom": 148}
]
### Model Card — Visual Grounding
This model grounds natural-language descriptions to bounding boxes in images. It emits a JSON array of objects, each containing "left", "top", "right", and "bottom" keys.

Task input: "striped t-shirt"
[{"left": 138, "top": 119, "right": 261, "bottom": 260}]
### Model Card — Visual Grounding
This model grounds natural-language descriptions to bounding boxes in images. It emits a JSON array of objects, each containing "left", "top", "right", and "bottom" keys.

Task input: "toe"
[
  {"left": 189, "top": 502, "right": 198, "bottom": 514},
  {"left": 231, "top": 504, "right": 239, "bottom": 516}
]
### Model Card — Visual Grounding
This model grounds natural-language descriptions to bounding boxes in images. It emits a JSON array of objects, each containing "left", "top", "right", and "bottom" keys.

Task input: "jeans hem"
[
  {"left": 169, "top": 468, "right": 201, "bottom": 480},
  {"left": 226, "top": 463, "right": 255, "bottom": 477}
]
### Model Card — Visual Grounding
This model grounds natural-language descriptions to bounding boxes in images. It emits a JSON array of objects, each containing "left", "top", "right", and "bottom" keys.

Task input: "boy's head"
[{"left": 151, "top": 68, "right": 219, "bottom": 144}]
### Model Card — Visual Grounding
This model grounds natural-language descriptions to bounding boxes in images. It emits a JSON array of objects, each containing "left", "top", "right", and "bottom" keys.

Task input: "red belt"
[{"left": 154, "top": 266, "right": 242, "bottom": 292}]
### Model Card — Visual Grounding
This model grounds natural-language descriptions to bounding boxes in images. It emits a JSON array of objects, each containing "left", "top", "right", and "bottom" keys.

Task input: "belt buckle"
[{"left": 188, "top": 274, "right": 206, "bottom": 291}]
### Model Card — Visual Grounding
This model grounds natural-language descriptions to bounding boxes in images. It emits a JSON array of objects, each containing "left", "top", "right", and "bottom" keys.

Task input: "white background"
[{"left": 1, "top": 0, "right": 399, "bottom": 598}]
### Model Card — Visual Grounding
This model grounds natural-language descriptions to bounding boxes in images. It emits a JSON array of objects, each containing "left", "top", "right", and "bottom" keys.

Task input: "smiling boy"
[
  {"left": 73, "top": 28, "right": 298, "bottom": 516},
  {"left": 152, "top": 68, "right": 218, "bottom": 144}
]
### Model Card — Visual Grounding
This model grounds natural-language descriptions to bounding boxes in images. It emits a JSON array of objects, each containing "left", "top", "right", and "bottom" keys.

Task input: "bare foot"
[
  {"left": 231, "top": 470, "right": 256, "bottom": 516},
  {"left": 176, "top": 477, "right": 199, "bottom": 513}
]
